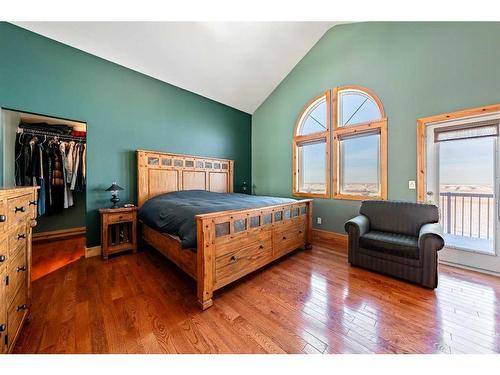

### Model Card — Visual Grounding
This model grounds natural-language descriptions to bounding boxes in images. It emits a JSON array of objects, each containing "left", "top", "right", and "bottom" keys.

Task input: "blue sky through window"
[{"left": 439, "top": 137, "right": 494, "bottom": 186}]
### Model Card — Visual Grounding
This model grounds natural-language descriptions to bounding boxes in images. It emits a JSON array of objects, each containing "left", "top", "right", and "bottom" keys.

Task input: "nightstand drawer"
[{"left": 108, "top": 212, "right": 134, "bottom": 224}]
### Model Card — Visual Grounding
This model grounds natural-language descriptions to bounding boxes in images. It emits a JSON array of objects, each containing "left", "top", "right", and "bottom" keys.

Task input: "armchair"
[{"left": 345, "top": 200, "right": 445, "bottom": 288}]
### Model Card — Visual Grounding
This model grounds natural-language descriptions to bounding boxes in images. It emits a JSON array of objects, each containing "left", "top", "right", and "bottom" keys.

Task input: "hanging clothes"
[{"left": 14, "top": 127, "right": 86, "bottom": 218}]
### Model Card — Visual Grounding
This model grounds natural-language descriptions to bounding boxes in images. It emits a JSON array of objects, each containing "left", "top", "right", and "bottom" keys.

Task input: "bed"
[{"left": 137, "top": 149, "right": 313, "bottom": 310}]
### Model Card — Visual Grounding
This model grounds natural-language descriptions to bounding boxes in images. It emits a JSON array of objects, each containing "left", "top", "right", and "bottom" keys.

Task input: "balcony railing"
[{"left": 439, "top": 192, "right": 494, "bottom": 240}]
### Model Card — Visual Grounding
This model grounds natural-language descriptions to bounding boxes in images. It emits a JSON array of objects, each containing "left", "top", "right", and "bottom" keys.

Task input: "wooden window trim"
[
  {"left": 332, "top": 85, "right": 387, "bottom": 201},
  {"left": 292, "top": 91, "right": 331, "bottom": 198},
  {"left": 416, "top": 103, "right": 500, "bottom": 202},
  {"left": 292, "top": 86, "right": 388, "bottom": 201}
]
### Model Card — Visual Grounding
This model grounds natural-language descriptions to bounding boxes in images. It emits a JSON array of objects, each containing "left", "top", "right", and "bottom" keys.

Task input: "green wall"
[
  {"left": 0, "top": 22, "right": 252, "bottom": 246},
  {"left": 252, "top": 22, "right": 500, "bottom": 234}
]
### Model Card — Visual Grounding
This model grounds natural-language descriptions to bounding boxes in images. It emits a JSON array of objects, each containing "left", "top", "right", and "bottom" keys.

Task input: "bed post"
[
  {"left": 305, "top": 200, "right": 313, "bottom": 250},
  {"left": 196, "top": 216, "right": 215, "bottom": 310}
]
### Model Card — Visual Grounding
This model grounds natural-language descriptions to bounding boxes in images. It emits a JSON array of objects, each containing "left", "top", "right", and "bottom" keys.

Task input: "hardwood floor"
[
  {"left": 32, "top": 235, "right": 86, "bottom": 281},
  {"left": 14, "top": 243, "right": 500, "bottom": 354}
]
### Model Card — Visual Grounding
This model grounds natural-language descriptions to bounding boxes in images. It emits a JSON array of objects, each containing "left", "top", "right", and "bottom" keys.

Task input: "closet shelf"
[{"left": 16, "top": 128, "right": 86, "bottom": 142}]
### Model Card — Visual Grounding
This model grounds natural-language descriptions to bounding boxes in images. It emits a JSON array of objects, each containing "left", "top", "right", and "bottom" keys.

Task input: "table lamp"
[{"left": 105, "top": 182, "right": 124, "bottom": 208}]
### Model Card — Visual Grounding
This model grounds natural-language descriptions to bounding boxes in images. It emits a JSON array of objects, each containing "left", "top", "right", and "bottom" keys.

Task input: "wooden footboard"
[{"left": 196, "top": 199, "right": 312, "bottom": 309}]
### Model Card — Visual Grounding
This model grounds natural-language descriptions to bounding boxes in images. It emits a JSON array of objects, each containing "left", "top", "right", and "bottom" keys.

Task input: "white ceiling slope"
[{"left": 14, "top": 22, "right": 337, "bottom": 113}]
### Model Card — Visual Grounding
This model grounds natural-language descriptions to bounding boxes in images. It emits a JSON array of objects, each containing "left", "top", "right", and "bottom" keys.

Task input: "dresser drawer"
[
  {"left": 215, "top": 236, "right": 272, "bottom": 287},
  {"left": 107, "top": 212, "right": 135, "bottom": 224},
  {"left": 0, "top": 235, "right": 7, "bottom": 274},
  {"left": 273, "top": 220, "right": 306, "bottom": 258},
  {"left": 0, "top": 200, "right": 6, "bottom": 234},
  {"left": 7, "top": 283, "right": 28, "bottom": 352},
  {"left": 6, "top": 245, "right": 27, "bottom": 303},
  {"left": 8, "top": 224, "right": 28, "bottom": 258},
  {"left": 0, "top": 268, "right": 7, "bottom": 354},
  {"left": 7, "top": 194, "right": 31, "bottom": 229}
]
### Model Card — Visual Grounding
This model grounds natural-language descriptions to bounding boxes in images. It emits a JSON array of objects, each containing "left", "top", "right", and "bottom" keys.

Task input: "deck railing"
[{"left": 439, "top": 192, "right": 495, "bottom": 240}]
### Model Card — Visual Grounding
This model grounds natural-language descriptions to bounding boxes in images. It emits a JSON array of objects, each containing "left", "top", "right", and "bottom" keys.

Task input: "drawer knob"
[
  {"left": 16, "top": 304, "right": 28, "bottom": 312},
  {"left": 259, "top": 245, "right": 264, "bottom": 249},
  {"left": 299, "top": 230, "right": 303, "bottom": 234},
  {"left": 0, "top": 324, "right": 6, "bottom": 332},
  {"left": 230, "top": 255, "right": 237, "bottom": 263},
  {"left": 282, "top": 236, "right": 287, "bottom": 240},
  {"left": 17, "top": 266, "right": 26, "bottom": 272},
  {"left": 0, "top": 255, "right": 5, "bottom": 263},
  {"left": 17, "top": 233, "right": 26, "bottom": 240},
  {"left": 0, "top": 214, "right": 6, "bottom": 222},
  {"left": 14, "top": 206, "right": 26, "bottom": 213},
  {"left": 29, "top": 200, "right": 37, "bottom": 206}
]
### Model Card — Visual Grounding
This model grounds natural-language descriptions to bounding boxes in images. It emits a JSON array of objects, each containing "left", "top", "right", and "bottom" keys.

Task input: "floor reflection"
[{"left": 435, "top": 273, "right": 498, "bottom": 353}]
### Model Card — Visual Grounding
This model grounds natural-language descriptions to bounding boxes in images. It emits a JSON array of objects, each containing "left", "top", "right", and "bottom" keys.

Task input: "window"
[
  {"left": 293, "top": 86, "right": 387, "bottom": 200},
  {"left": 339, "top": 132, "right": 380, "bottom": 196},
  {"left": 293, "top": 92, "right": 330, "bottom": 197}
]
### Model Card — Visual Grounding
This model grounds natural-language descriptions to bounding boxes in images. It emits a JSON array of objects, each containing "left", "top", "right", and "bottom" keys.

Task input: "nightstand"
[{"left": 99, "top": 207, "right": 138, "bottom": 260}]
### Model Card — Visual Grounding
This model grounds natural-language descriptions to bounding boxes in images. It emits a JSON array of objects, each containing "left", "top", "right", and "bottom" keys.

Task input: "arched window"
[
  {"left": 293, "top": 91, "right": 330, "bottom": 197},
  {"left": 293, "top": 86, "right": 387, "bottom": 200}
]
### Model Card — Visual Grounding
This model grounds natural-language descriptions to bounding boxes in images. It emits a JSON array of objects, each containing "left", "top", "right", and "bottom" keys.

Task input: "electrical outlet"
[
  {"left": 317, "top": 217, "right": 322, "bottom": 225},
  {"left": 408, "top": 180, "right": 416, "bottom": 190}
]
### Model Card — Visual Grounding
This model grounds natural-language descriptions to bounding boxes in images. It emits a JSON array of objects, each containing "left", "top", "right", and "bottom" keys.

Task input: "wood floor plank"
[{"left": 13, "top": 242, "right": 500, "bottom": 354}]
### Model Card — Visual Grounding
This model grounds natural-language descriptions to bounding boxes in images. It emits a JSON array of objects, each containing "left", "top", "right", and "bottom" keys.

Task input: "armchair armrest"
[
  {"left": 344, "top": 215, "right": 369, "bottom": 237},
  {"left": 418, "top": 223, "right": 445, "bottom": 251}
]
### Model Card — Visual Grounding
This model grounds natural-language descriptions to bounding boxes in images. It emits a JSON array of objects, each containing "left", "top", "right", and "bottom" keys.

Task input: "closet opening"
[{"left": 0, "top": 108, "right": 87, "bottom": 280}]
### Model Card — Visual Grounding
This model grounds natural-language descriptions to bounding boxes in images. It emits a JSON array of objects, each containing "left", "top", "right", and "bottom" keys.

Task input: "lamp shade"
[{"left": 105, "top": 182, "right": 124, "bottom": 192}]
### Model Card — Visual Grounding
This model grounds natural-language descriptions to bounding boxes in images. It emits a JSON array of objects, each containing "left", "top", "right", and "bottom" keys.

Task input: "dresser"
[{"left": 0, "top": 187, "right": 38, "bottom": 354}]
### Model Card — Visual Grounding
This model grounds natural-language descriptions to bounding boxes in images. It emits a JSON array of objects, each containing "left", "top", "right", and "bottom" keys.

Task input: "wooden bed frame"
[{"left": 137, "top": 149, "right": 312, "bottom": 310}]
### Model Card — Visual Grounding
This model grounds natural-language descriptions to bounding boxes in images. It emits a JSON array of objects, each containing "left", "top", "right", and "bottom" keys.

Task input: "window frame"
[
  {"left": 292, "top": 85, "right": 387, "bottom": 200},
  {"left": 332, "top": 85, "right": 387, "bottom": 200},
  {"left": 292, "top": 91, "right": 331, "bottom": 198}
]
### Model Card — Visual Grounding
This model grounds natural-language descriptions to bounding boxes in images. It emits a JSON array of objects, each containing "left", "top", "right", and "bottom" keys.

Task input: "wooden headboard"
[{"left": 137, "top": 149, "right": 234, "bottom": 207}]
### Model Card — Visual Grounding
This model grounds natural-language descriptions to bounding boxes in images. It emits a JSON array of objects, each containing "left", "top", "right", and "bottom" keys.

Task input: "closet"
[{"left": 1, "top": 109, "right": 87, "bottom": 279}]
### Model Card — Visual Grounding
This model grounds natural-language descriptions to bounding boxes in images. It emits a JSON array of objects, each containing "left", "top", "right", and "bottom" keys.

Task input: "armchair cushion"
[{"left": 359, "top": 231, "right": 419, "bottom": 260}]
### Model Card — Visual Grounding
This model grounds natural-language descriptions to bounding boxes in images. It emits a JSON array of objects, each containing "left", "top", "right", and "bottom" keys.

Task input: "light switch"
[
  {"left": 317, "top": 217, "right": 322, "bottom": 225},
  {"left": 408, "top": 180, "right": 416, "bottom": 190}
]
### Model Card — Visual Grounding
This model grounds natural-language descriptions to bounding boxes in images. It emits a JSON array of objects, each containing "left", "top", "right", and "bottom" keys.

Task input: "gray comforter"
[{"left": 138, "top": 190, "right": 296, "bottom": 249}]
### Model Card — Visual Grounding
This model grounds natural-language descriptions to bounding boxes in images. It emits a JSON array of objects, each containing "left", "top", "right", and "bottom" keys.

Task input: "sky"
[{"left": 439, "top": 137, "right": 495, "bottom": 186}]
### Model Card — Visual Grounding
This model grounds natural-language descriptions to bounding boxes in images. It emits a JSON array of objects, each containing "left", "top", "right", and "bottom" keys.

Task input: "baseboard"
[
  {"left": 85, "top": 245, "right": 102, "bottom": 258},
  {"left": 312, "top": 229, "right": 348, "bottom": 256},
  {"left": 33, "top": 226, "right": 86, "bottom": 243},
  {"left": 439, "top": 260, "right": 500, "bottom": 277}
]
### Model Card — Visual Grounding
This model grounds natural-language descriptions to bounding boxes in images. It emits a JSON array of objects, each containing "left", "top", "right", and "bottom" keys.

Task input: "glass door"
[{"left": 425, "top": 115, "right": 500, "bottom": 274}]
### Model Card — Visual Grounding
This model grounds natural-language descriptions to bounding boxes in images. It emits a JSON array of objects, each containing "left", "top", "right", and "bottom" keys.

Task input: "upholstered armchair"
[{"left": 345, "top": 200, "right": 445, "bottom": 288}]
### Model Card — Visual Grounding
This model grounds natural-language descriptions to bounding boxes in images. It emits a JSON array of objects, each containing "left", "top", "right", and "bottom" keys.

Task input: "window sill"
[
  {"left": 332, "top": 193, "right": 385, "bottom": 201},
  {"left": 293, "top": 192, "right": 329, "bottom": 199}
]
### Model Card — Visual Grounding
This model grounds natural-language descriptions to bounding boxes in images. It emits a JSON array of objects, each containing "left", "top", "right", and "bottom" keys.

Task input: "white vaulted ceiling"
[{"left": 13, "top": 22, "right": 338, "bottom": 113}]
